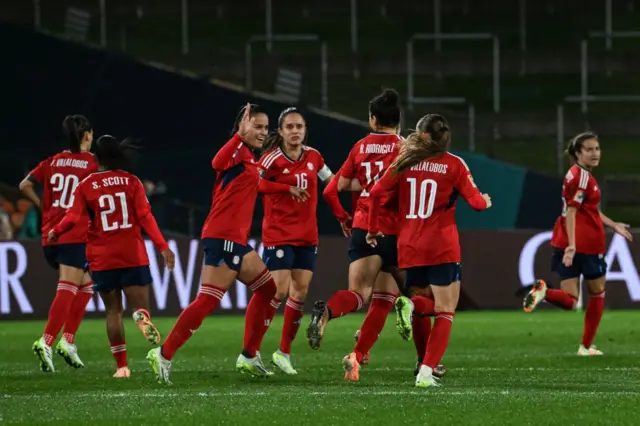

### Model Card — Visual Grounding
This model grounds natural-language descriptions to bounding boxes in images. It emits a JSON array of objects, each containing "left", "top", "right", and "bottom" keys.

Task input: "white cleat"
[
  {"left": 33, "top": 337, "right": 55, "bottom": 373},
  {"left": 523, "top": 280, "right": 547, "bottom": 313},
  {"left": 56, "top": 337, "right": 85, "bottom": 368},
  {"left": 147, "top": 347, "right": 172, "bottom": 384},
  {"left": 415, "top": 365, "right": 441, "bottom": 388},
  {"left": 271, "top": 350, "right": 298, "bottom": 375},
  {"left": 577, "top": 344, "right": 603, "bottom": 356}
]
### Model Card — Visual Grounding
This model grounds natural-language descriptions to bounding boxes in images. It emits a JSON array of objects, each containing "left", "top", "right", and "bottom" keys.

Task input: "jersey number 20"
[
  {"left": 406, "top": 177, "right": 437, "bottom": 219},
  {"left": 50, "top": 173, "right": 80, "bottom": 209},
  {"left": 99, "top": 192, "right": 133, "bottom": 231}
]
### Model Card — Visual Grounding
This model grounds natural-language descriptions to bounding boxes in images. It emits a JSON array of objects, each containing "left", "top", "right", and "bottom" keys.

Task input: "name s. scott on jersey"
[
  {"left": 92, "top": 176, "right": 130, "bottom": 189},
  {"left": 410, "top": 162, "right": 448, "bottom": 174}
]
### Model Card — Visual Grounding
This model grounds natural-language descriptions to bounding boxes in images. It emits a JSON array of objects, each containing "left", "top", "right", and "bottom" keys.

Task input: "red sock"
[
  {"left": 354, "top": 292, "right": 396, "bottom": 363},
  {"left": 411, "top": 295, "right": 435, "bottom": 316},
  {"left": 43, "top": 281, "right": 79, "bottom": 346},
  {"left": 110, "top": 339, "right": 128, "bottom": 369},
  {"left": 412, "top": 314, "right": 432, "bottom": 361},
  {"left": 279, "top": 298, "right": 305, "bottom": 354},
  {"left": 258, "top": 297, "right": 281, "bottom": 351},
  {"left": 326, "top": 290, "right": 364, "bottom": 319},
  {"left": 62, "top": 282, "right": 93, "bottom": 344},
  {"left": 161, "top": 284, "right": 226, "bottom": 361},
  {"left": 582, "top": 290, "right": 605, "bottom": 348},
  {"left": 423, "top": 312, "right": 455, "bottom": 369},
  {"left": 545, "top": 289, "right": 578, "bottom": 310},
  {"left": 243, "top": 269, "right": 277, "bottom": 358}
]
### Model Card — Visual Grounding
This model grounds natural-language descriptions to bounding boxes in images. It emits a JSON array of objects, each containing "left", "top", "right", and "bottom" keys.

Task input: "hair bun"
[{"left": 379, "top": 88, "right": 400, "bottom": 107}]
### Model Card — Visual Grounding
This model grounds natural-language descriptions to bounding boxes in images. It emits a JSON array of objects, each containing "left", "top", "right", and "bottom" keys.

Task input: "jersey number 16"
[{"left": 98, "top": 192, "right": 133, "bottom": 232}]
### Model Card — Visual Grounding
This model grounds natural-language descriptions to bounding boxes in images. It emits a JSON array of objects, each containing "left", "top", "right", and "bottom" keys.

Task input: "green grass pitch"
[{"left": 1, "top": 311, "right": 639, "bottom": 425}]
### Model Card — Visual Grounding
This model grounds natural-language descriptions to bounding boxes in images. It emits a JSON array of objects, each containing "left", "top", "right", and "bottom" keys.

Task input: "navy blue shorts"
[
  {"left": 43, "top": 243, "right": 87, "bottom": 270},
  {"left": 91, "top": 266, "right": 152, "bottom": 293},
  {"left": 551, "top": 248, "right": 607, "bottom": 281},
  {"left": 202, "top": 238, "right": 254, "bottom": 272},
  {"left": 262, "top": 245, "right": 317, "bottom": 272},
  {"left": 405, "top": 263, "right": 462, "bottom": 289},
  {"left": 348, "top": 228, "right": 398, "bottom": 268}
]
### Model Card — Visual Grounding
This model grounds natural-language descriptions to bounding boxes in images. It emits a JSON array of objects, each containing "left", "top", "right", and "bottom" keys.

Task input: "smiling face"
[
  {"left": 575, "top": 137, "right": 601, "bottom": 168},
  {"left": 244, "top": 112, "right": 269, "bottom": 149},
  {"left": 278, "top": 112, "right": 306, "bottom": 148}
]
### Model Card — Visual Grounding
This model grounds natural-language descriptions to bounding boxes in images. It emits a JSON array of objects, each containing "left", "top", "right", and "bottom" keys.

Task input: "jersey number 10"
[
  {"left": 406, "top": 177, "right": 437, "bottom": 219},
  {"left": 98, "top": 192, "right": 133, "bottom": 231}
]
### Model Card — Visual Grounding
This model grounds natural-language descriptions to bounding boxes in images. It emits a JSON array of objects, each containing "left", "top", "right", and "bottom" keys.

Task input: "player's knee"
[
  {"left": 587, "top": 278, "right": 606, "bottom": 295},
  {"left": 289, "top": 286, "right": 308, "bottom": 302}
]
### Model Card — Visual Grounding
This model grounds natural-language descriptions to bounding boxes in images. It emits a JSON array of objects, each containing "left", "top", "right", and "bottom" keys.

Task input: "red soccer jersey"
[
  {"left": 341, "top": 132, "right": 402, "bottom": 235},
  {"left": 259, "top": 146, "right": 332, "bottom": 246},
  {"left": 201, "top": 134, "right": 260, "bottom": 245},
  {"left": 52, "top": 170, "right": 168, "bottom": 271},
  {"left": 369, "top": 152, "right": 487, "bottom": 268},
  {"left": 27, "top": 151, "right": 98, "bottom": 246},
  {"left": 551, "top": 164, "right": 605, "bottom": 254}
]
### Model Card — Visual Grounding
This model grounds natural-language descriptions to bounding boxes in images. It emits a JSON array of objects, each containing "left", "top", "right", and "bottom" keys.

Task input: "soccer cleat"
[
  {"left": 306, "top": 300, "right": 328, "bottom": 350},
  {"left": 342, "top": 352, "right": 361, "bottom": 382},
  {"left": 147, "top": 347, "right": 172, "bottom": 385},
  {"left": 414, "top": 361, "right": 448, "bottom": 378},
  {"left": 353, "top": 329, "right": 370, "bottom": 365},
  {"left": 236, "top": 353, "right": 274, "bottom": 377},
  {"left": 55, "top": 337, "right": 85, "bottom": 368},
  {"left": 394, "top": 296, "right": 414, "bottom": 341},
  {"left": 133, "top": 311, "right": 161, "bottom": 345},
  {"left": 577, "top": 344, "right": 603, "bottom": 356},
  {"left": 113, "top": 367, "right": 131, "bottom": 378},
  {"left": 33, "top": 338, "right": 55, "bottom": 373},
  {"left": 415, "top": 365, "right": 441, "bottom": 388},
  {"left": 271, "top": 350, "right": 298, "bottom": 375},
  {"left": 523, "top": 279, "right": 547, "bottom": 312}
]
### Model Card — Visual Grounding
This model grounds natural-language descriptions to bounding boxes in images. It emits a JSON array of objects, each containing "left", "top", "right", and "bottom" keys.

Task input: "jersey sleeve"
[
  {"left": 133, "top": 179, "right": 169, "bottom": 252},
  {"left": 211, "top": 133, "right": 245, "bottom": 172},
  {"left": 368, "top": 167, "right": 400, "bottom": 233},
  {"left": 27, "top": 159, "right": 48, "bottom": 184},
  {"left": 565, "top": 167, "right": 589, "bottom": 208},
  {"left": 340, "top": 146, "right": 358, "bottom": 179},
  {"left": 258, "top": 150, "right": 279, "bottom": 179},
  {"left": 453, "top": 160, "right": 487, "bottom": 211},
  {"left": 323, "top": 167, "right": 350, "bottom": 222},
  {"left": 52, "top": 184, "right": 88, "bottom": 236}
]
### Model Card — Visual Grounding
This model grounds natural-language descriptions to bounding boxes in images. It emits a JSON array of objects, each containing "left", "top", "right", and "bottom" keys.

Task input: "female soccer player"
[
  {"left": 367, "top": 114, "right": 491, "bottom": 388},
  {"left": 21, "top": 115, "right": 98, "bottom": 372},
  {"left": 147, "top": 104, "right": 309, "bottom": 384},
  {"left": 306, "top": 89, "right": 403, "bottom": 381},
  {"left": 258, "top": 107, "right": 340, "bottom": 374},
  {"left": 522, "top": 132, "right": 632, "bottom": 355},
  {"left": 49, "top": 135, "right": 175, "bottom": 378}
]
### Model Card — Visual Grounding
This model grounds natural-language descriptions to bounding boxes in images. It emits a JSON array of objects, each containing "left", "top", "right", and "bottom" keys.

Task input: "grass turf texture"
[{"left": 1, "top": 311, "right": 639, "bottom": 425}]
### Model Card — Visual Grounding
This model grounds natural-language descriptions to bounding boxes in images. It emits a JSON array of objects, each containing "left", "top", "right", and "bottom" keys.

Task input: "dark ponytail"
[
  {"left": 62, "top": 115, "right": 92, "bottom": 153},
  {"left": 369, "top": 88, "right": 401, "bottom": 128},
  {"left": 94, "top": 135, "right": 142, "bottom": 171}
]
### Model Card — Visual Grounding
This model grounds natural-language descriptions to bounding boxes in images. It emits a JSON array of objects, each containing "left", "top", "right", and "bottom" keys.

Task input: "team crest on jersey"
[
  {"left": 307, "top": 162, "right": 314, "bottom": 171},
  {"left": 283, "top": 168, "right": 290, "bottom": 174}
]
